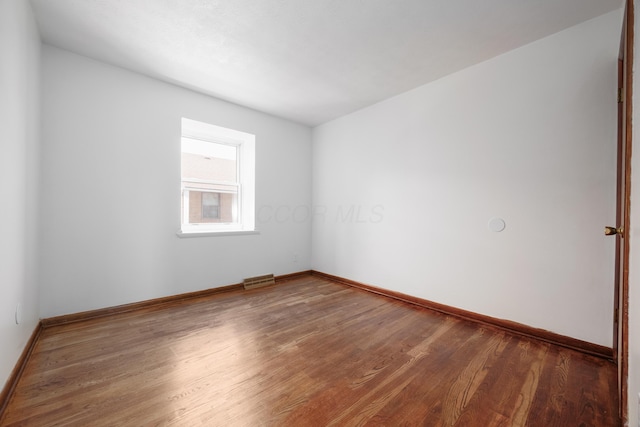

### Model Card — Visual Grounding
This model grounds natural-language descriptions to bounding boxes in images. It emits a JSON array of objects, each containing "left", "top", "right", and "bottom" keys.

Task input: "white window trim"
[
  {"left": 176, "top": 230, "right": 260, "bottom": 238},
  {"left": 178, "top": 118, "right": 256, "bottom": 237}
]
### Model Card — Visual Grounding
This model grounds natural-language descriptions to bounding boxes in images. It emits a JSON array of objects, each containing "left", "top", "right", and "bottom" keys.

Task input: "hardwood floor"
[{"left": 0, "top": 276, "right": 619, "bottom": 426}]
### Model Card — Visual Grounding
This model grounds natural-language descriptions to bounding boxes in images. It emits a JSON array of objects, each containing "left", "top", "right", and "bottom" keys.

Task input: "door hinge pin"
[{"left": 618, "top": 88, "right": 624, "bottom": 104}]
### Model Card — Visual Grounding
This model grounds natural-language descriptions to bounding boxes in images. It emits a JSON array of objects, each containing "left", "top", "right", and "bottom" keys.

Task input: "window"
[
  {"left": 202, "top": 192, "right": 220, "bottom": 219},
  {"left": 180, "top": 118, "right": 255, "bottom": 234}
]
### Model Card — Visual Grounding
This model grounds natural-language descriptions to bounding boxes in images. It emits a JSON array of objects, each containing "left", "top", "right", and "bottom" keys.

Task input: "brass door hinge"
[{"left": 618, "top": 88, "right": 623, "bottom": 104}]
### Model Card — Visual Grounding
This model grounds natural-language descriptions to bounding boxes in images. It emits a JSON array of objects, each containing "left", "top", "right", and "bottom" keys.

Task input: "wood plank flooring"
[{"left": 0, "top": 276, "right": 619, "bottom": 426}]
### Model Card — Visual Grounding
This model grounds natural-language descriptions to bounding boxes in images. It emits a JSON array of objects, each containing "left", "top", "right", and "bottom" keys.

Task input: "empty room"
[{"left": 2, "top": 0, "right": 640, "bottom": 425}]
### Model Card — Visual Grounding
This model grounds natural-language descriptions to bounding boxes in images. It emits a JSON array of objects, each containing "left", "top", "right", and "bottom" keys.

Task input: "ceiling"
[{"left": 30, "top": 0, "right": 623, "bottom": 127}]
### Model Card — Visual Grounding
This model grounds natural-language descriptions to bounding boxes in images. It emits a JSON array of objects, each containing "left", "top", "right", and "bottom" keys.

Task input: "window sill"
[{"left": 176, "top": 230, "right": 260, "bottom": 238}]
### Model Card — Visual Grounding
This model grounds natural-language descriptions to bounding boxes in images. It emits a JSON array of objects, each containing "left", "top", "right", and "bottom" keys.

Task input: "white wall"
[
  {"left": 39, "top": 46, "right": 312, "bottom": 318},
  {"left": 0, "top": 0, "right": 41, "bottom": 389},
  {"left": 312, "top": 11, "right": 621, "bottom": 347},
  {"left": 627, "top": 3, "right": 640, "bottom": 426}
]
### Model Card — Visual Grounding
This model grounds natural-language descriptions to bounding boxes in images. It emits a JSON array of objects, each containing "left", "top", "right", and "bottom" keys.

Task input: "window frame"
[{"left": 178, "top": 118, "right": 256, "bottom": 237}]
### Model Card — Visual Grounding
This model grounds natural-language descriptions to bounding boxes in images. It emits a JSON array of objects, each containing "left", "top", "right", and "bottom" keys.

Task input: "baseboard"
[
  {"left": 275, "top": 270, "right": 313, "bottom": 282},
  {"left": 311, "top": 270, "right": 614, "bottom": 361},
  {"left": 0, "top": 322, "right": 42, "bottom": 420},
  {"left": 41, "top": 283, "right": 244, "bottom": 327},
  {"left": 41, "top": 271, "right": 312, "bottom": 328}
]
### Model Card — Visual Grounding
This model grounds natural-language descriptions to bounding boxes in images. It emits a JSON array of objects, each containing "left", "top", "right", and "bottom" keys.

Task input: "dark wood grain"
[
  {"left": 311, "top": 271, "right": 613, "bottom": 360},
  {"left": 617, "top": 0, "right": 634, "bottom": 422},
  {"left": 0, "top": 276, "right": 619, "bottom": 426}
]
